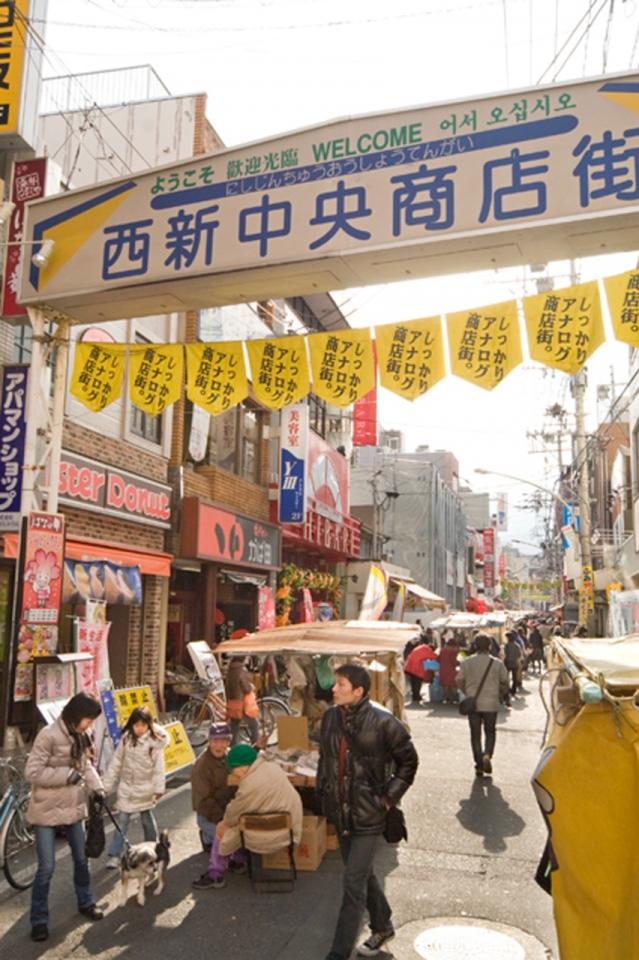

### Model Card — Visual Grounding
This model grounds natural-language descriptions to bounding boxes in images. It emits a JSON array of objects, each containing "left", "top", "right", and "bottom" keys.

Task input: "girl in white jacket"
[{"left": 103, "top": 706, "right": 170, "bottom": 868}]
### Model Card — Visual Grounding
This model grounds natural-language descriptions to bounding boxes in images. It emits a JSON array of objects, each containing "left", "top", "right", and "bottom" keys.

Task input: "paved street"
[{"left": 0, "top": 686, "right": 556, "bottom": 959}]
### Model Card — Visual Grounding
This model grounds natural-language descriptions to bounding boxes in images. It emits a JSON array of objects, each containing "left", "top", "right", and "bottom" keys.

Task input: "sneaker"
[
  {"left": 357, "top": 928, "right": 395, "bottom": 956},
  {"left": 482, "top": 754, "right": 493, "bottom": 775},
  {"left": 79, "top": 904, "right": 104, "bottom": 921},
  {"left": 228, "top": 860, "right": 247, "bottom": 875},
  {"left": 192, "top": 873, "right": 226, "bottom": 890},
  {"left": 106, "top": 856, "right": 120, "bottom": 870},
  {"left": 31, "top": 924, "right": 48, "bottom": 942}
]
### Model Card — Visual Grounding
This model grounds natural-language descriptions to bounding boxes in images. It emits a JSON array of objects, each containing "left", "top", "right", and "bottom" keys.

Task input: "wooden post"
[{"left": 203, "top": 563, "right": 217, "bottom": 646}]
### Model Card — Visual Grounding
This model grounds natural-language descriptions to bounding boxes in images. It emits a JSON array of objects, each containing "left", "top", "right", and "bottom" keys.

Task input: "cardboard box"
[
  {"left": 326, "top": 823, "right": 339, "bottom": 851},
  {"left": 262, "top": 815, "right": 327, "bottom": 872},
  {"left": 277, "top": 715, "right": 310, "bottom": 751}
]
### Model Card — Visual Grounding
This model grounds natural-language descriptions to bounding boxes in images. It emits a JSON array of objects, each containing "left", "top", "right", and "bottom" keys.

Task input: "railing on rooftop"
[{"left": 40, "top": 65, "right": 171, "bottom": 115}]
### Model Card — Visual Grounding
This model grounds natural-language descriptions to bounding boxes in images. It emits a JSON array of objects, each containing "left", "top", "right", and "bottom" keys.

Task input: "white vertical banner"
[
  {"left": 189, "top": 403, "right": 211, "bottom": 462},
  {"left": 391, "top": 581, "right": 406, "bottom": 622},
  {"left": 496, "top": 492, "right": 509, "bottom": 531},
  {"left": 359, "top": 564, "right": 388, "bottom": 621},
  {"left": 279, "top": 403, "right": 309, "bottom": 524}
]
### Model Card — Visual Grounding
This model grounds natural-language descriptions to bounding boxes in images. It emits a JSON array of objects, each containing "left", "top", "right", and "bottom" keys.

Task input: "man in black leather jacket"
[{"left": 317, "top": 663, "right": 418, "bottom": 959}]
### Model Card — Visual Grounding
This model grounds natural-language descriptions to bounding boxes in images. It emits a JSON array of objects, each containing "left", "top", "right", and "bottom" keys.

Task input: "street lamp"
[
  {"left": 473, "top": 467, "right": 574, "bottom": 511},
  {"left": 510, "top": 538, "right": 542, "bottom": 551}
]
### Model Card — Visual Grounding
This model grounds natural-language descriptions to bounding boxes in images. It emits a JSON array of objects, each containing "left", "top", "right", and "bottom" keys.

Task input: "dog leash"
[{"left": 100, "top": 796, "right": 132, "bottom": 851}]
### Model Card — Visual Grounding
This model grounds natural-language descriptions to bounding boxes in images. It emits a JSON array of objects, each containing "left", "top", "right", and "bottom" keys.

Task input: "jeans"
[
  {"left": 230, "top": 717, "right": 259, "bottom": 745},
  {"left": 31, "top": 821, "right": 94, "bottom": 926},
  {"left": 329, "top": 833, "right": 392, "bottom": 960},
  {"left": 207, "top": 836, "right": 247, "bottom": 880},
  {"left": 468, "top": 711, "right": 497, "bottom": 768},
  {"left": 108, "top": 809, "right": 158, "bottom": 857},
  {"left": 508, "top": 667, "right": 519, "bottom": 695},
  {"left": 196, "top": 813, "right": 216, "bottom": 847}
]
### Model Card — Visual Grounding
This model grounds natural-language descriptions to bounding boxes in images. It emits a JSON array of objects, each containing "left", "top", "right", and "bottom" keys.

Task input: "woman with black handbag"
[{"left": 25, "top": 693, "right": 106, "bottom": 943}]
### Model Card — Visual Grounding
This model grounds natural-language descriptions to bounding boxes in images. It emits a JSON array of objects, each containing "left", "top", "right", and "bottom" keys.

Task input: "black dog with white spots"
[{"left": 118, "top": 830, "right": 170, "bottom": 907}]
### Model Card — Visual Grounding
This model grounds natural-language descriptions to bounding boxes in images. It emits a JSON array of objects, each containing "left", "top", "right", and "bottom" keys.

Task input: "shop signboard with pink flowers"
[{"left": 13, "top": 512, "right": 66, "bottom": 701}]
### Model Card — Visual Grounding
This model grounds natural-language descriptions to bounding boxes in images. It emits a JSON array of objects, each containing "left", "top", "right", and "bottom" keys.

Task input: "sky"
[{"left": 39, "top": 0, "right": 639, "bottom": 548}]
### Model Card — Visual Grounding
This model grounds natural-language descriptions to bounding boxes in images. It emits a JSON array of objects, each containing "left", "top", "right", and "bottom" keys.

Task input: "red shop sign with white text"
[{"left": 57, "top": 451, "right": 172, "bottom": 529}]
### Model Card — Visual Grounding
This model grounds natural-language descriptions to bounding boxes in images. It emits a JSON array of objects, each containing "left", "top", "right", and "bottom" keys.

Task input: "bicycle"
[
  {"left": 0, "top": 757, "right": 37, "bottom": 890},
  {"left": 178, "top": 685, "right": 293, "bottom": 752}
]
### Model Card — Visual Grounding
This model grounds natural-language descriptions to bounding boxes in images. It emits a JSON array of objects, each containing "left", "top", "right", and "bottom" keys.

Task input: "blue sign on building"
[
  {"left": 0, "top": 364, "right": 28, "bottom": 531},
  {"left": 279, "top": 447, "right": 306, "bottom": 524}
]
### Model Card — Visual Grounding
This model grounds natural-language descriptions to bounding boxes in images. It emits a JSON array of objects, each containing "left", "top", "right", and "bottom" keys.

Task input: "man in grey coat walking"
[{"left": 457, "top": 633, "right": 508, "bottom": 777}]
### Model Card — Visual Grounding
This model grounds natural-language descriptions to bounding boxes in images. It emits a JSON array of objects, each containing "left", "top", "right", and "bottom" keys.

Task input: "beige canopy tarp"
[
  {"left": 216, "top": 620, "right": 418, "bottom": 721},
  {"left": 557, "top": 634, "right": 639, "bottom": 689},
  {"left": 216, "top": 620, "right": 419, "bottom": 657}
]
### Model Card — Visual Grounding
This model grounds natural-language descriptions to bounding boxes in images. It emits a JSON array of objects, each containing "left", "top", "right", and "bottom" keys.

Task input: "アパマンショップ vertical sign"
[{"left": 0, "top": 364, "right": 28, "bottom": 530}]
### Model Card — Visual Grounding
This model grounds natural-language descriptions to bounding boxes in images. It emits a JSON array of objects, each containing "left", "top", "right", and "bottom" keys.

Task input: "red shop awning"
[{"left": 3, "top": 533, "right": 173, "bottom": 578}]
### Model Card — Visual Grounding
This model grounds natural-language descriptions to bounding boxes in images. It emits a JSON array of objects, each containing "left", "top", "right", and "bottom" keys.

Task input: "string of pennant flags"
[{"left": 70, "top": 267, "right": 639, "bottom": 418}]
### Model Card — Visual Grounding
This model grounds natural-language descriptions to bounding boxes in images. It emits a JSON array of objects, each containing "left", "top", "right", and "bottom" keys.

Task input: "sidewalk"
[{"left": 0, "top": 682, "right": 557, "bottom": 959}]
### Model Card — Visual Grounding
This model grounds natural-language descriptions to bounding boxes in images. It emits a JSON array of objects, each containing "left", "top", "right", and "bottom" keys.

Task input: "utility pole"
[
  {"left": 370, "top": 469, "right": 382, "bottom": 562},
  {"left": 573, "top": 368, "right": 595, "bottom": 634}
]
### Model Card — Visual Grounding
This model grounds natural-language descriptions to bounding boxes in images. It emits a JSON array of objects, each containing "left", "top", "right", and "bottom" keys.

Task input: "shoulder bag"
[{"left": 458, "top": 658, "right": 494, "bottom": 716}]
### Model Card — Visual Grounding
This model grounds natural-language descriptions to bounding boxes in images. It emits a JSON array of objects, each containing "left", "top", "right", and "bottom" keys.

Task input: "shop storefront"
[
  {"left": 1, "top": 450, "right": 173, "bottom": 718},
  {"left": 272, "top": 430, "right": 361, "bottom": 622},
  {"left": 175, "top": 497, "right": 281, "bottom": 661}
]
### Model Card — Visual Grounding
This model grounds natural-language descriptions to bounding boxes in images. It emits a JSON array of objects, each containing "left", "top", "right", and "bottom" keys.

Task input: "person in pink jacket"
[
  {"left": 404, "top": 641, "right": 437, "bottom": 704},
  {"left": 438, "top": 637, "right": 460, "bottom": 703}
]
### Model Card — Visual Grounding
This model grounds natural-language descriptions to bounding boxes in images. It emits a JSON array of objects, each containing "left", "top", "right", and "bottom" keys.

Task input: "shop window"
[
  {"left": 207, "top": 404, "right": 262, "bottom": 483},
  {"left": 308, "top": 393, "right": 327, "bottom": 438},
  {"left": 208, "top": 408, "right": 238, "bottom": 472},
  {"left": 129, "top": 333, "right": 162, "bottom": 444}
]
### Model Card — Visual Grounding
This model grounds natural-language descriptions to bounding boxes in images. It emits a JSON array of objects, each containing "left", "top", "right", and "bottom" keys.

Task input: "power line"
[
  {"left": 549, "top": 0, "right": 610, "bottom": 82},
  {"left": 12, "top": 16, "right": 125, "bottom": 182},
  {"left": 35, "top": 0, "right": 528, "bottom": 34},
  {"left": 502, "top": 0, "right": 510, "bottom": 86},
  {"left": 17, "top": 9, "right": 154, "bottom": 172},
  {"left": 537, "top": 0, "right": 606, "bottom": 84},
  {"left": 602, "top": 0, "right": 615, "bottom": 71}
]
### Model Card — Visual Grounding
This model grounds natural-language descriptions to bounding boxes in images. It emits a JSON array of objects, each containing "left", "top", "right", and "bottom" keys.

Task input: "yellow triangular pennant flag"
[
  {"left": 247, "top": 336, "right": 309, "bottom": 409},
  {"left": 129, "top": 343, "right": 183, "bottom": 416},
  {"left": 70, "top": 342, "right": 126, "bottom": 412},
  {"left": 185, "top": 342, "right": 248, "bottom": 416}
]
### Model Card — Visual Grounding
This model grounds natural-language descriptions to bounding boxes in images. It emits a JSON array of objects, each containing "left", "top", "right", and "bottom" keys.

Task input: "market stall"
[
  {"left": 533, "top": 635, "right": 639, "bottom": 960},
  {"left": 430, "top": 610, "right": 510, "bottom": 648},
  {"left": 216, "top": 619, "right": 418, "bottom": 734}
]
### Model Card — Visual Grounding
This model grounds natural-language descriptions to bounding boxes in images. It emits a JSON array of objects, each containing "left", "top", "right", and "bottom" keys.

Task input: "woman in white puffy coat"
[{"left": 103, "top": 706, "right": 170, "bottom": 867}]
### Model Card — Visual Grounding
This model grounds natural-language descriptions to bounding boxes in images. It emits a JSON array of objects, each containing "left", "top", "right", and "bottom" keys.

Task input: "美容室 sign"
[
  {"left": 19, "top": 72, "right": 639, "bottom": 322},
  {"left": 57, "top": 450, "right": 172, "bottom": 529},
  {"left": 279, "top": 404, "right": 308, "bottom": 524}
]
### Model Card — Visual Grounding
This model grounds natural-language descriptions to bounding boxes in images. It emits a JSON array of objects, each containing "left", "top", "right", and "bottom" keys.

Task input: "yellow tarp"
[
  {"left": 534, "top": 700, "right": 639, "bottom": 959},
  {"left": 534, "top": 635, "right": 639, "bottom": 958}
]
